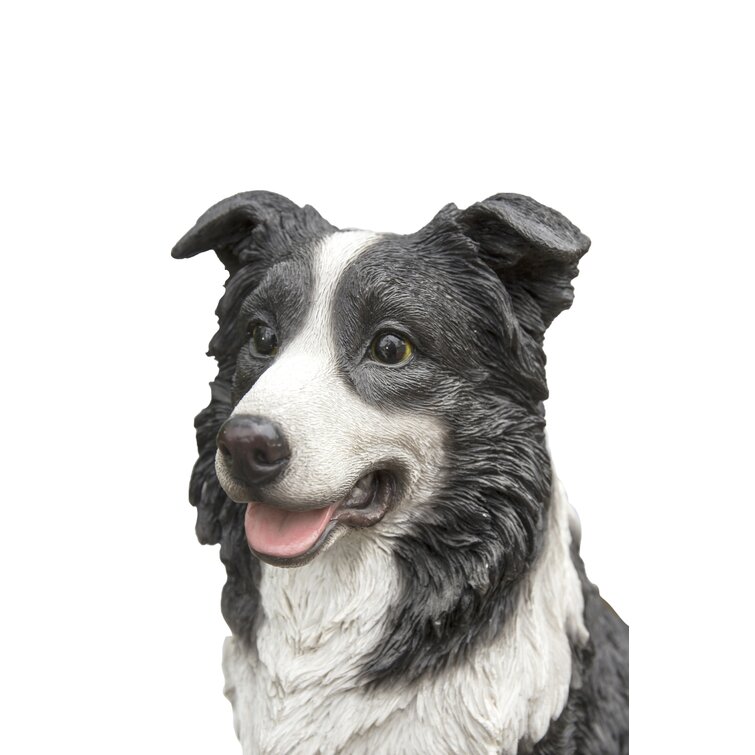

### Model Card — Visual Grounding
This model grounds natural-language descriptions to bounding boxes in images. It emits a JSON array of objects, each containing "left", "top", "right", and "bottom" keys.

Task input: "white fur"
[
  {"left": 223, "top": 477, "right": 588, "bottom": 755},
  {"left": 216, "top": 230, "right": 446, "bottom": 511}
]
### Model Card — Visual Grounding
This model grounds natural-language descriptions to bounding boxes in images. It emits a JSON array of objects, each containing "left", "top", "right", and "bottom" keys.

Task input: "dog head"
[{"left": 173, "top": 191, "right": 589, "bottom": 677}]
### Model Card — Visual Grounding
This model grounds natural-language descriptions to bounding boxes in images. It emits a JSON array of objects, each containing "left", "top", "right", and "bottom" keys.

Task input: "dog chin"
[{"left": 239, "top": 471, "right": 395, "bottom": 568}]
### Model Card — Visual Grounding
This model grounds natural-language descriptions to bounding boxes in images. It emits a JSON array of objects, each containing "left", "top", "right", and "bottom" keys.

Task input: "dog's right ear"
[{"left": 171, "top": 191, "right": 319, "bottom": 273}]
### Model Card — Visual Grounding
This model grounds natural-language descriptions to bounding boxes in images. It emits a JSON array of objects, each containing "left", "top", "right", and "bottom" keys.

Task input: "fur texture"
[
  {"left": 172, "top": 191, "right": 629, "bottom": 753},
  {"left": 222, "top": 480, "right": 586, "bottom": 755}
]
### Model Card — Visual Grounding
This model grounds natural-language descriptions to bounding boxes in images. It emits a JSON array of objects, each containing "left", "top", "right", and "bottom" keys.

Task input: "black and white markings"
[{"left": 174, "top": 191, "right": 628, "bottom": 754}]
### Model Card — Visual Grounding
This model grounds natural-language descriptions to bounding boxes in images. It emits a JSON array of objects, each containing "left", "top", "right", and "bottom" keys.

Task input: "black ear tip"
[
  {"left": 549, "top": 227, "right": 591, "bottom": 261},
  {"left": 171, "top": 233, "right": 205, "bottom": 259},
  {"left": 171, "top": 236, "right": 199, "bottom": 259},
  {"left": 576, "top": 232, "right": 591, "bottom": 257}
]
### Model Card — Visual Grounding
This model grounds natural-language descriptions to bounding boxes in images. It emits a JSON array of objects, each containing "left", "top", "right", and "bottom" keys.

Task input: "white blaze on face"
[{"left": 219, "top": 230, "right": 445, "bottom": 512}]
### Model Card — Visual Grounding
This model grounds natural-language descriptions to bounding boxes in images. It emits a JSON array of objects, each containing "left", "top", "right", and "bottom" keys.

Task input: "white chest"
[{"left": 222, "top": 482, "right": 587, "bottom": 755}]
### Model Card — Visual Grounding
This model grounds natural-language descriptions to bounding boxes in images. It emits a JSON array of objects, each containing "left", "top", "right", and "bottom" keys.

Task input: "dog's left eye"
[
  {"left": 370, "top": 332, "right": 414, "bottom": 365},
  {"left": 248, "top": 322, "right": 279, "bottom": 357}
]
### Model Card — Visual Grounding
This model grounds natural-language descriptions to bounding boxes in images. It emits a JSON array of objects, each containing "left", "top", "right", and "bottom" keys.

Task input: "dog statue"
[{"left": 172, "top": 191, "right": 629, "bottom": 754}]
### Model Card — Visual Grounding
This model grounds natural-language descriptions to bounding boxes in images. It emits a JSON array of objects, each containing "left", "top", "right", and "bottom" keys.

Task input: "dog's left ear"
[
  {"left": 171, "top": 191, "right": 332, "bottom": 274},
  {"left": 457, "top": 193, "right": 590, "bottom": 334},
  {"left": 172, "top": 191, "right": 301, "bottom": 256}
]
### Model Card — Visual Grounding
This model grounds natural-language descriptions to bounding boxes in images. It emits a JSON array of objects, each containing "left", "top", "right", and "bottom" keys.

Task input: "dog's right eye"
[{"left": 248, "top": 322, "right": 279, "bottom": 358}]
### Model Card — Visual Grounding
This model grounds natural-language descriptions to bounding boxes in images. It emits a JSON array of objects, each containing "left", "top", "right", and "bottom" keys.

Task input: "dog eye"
[
  {"left": 248, "top": 322, "right": 279, "bottom": 357},
  {"left": 370, "top": 332, "right": 413, "bottom": 365}
]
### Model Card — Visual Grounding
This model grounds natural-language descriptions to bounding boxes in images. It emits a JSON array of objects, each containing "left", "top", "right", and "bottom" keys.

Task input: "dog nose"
[{"left": 216, "top": 415, "right": 290, "bottom": 486}]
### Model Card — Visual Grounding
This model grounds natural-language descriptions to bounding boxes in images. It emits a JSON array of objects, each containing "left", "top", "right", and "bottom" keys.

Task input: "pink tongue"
[{"left": 245, "top": 501, "right": 338, "bottom": 558}]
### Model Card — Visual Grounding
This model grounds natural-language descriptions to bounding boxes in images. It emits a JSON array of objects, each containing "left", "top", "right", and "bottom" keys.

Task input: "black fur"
[
  {"left": 530, "top": 542, "right": 629, "bottom": 755},
  {"left": 173, "top": 191, "right": 628, "bottom": 751}
]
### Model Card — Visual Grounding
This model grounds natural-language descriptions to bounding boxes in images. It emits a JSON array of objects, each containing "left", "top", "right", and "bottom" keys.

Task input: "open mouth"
[{"left": 244, "top": 471, "right": 393, "bottom": 566}]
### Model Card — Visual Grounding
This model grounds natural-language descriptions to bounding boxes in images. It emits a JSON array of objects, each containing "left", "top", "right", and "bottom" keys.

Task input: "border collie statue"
[{"left": 172, "top": 191, "right": 629, "bottom": 754}]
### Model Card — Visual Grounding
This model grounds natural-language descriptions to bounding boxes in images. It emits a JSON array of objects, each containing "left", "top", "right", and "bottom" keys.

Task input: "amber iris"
[
  {"left": 371, "top": 332, "right": 413, "bottom": 365},
  {"left": 249, "top": 323, "right": 279, "bottom": 357}
]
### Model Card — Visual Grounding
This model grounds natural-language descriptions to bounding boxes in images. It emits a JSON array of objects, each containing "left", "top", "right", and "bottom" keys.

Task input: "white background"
[{"left": 1, "top": 1, "right": 752, "bottom": 753}]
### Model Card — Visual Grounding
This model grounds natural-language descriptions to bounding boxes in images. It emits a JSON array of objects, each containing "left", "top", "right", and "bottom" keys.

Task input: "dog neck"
[{"left": 223, "top": 479, "right": 588, "bottom": 755}]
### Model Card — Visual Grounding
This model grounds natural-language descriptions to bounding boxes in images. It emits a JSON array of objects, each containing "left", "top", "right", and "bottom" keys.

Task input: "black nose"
[{"left": 216, "top": 415, "right": 290, "bottom": 486}]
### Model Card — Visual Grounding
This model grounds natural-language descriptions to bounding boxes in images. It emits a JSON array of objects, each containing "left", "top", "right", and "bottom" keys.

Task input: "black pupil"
[
  {"left": 252, "top": 324, "right": 278, "bottom": 355},
  {"left": 375, "top": 333, "right": 406, "bottom": 363}
]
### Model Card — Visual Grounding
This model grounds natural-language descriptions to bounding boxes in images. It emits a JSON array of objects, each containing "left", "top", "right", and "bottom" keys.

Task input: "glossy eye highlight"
[
  {"left": 248, "top": 322, "right": 279, "bottom": 357},
  {"left": 370, "top": 332, "right": 413, "bottom": 365}
]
